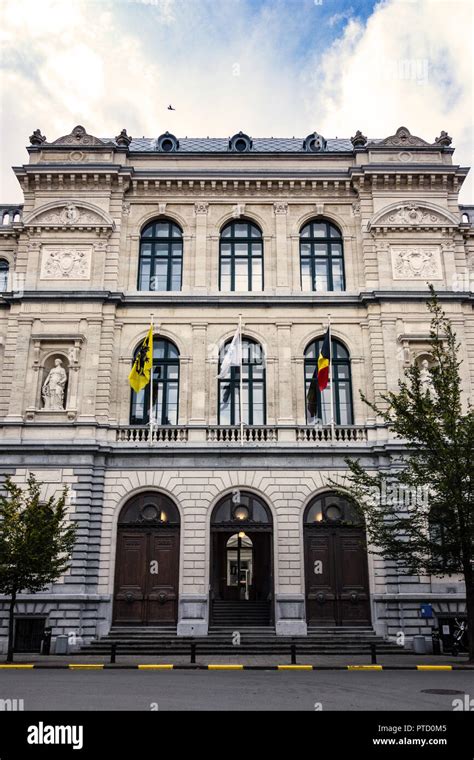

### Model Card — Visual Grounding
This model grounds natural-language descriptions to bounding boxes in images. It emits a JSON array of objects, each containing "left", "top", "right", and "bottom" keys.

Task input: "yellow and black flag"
[
  {"left": 307, "top": 328, "right": 330, "bottom": 417},
  {"left": 128, "top": 324, "right": 153, "bottom": 393}
]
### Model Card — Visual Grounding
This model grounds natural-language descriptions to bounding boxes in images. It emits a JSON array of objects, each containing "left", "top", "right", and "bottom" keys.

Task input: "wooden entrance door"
[
  {"left": 305, "top": 526, "right": 371, "bottom": 626},
  {"left": 113, "top": 528, "right": 179, "bottom": 625}
]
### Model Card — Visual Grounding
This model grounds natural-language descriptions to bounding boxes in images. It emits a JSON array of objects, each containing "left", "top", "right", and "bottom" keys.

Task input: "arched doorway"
[
  {"left": 113, "top": 492, "right": 180, "bottom": 626},
  {"left": 304, "top": 493, "right": 371, "bottom": 627},
  {"left": 210, "top": 491, "right": 273, "bottom": 626}
]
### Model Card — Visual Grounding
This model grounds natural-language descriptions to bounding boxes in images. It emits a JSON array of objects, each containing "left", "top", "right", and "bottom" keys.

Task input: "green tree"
[
  {"left": 330, "top": 289, "right": 474, "bottom": 661},
  {"left": 0, "top": 474, "right": 77, "bottom": 662}
]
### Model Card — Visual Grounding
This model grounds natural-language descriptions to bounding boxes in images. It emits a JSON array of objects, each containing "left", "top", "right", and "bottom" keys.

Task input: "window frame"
[
  {"left": 299, "top": 219, "right": 345, "bottom": 292},
  {"left": 138, "top": 219, "right": 183, "bottom": 292},
  {"left": 218, "top": 338, "right": 266, "bottom": 426},
  {"left": 219, "top": 220, "right": 264, "bottom": 292},
  {"left": 0, "top": 258, "right": 9, "bottom": 292},
  {"left": 130, "top": 337, "right": 180, "bottom": 425},
  {"left": 304, "top": 337, "right": 354, "bottom": 425}
]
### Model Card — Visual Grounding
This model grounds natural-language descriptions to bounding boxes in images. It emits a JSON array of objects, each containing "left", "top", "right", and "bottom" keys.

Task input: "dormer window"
[
  {"left": 229, "top": 132, "right": 252, "bottom": 153},
  {"left": 303, "top": 132, "right": 327, "bottom": 152},
  {"left": 157, "top": 132, "right": 179, "bottom": 152}
]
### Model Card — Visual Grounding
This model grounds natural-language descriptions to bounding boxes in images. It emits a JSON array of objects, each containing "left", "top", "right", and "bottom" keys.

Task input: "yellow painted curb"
[
  {"left": 138, "top": 664, "right": 174, "bottom": 670},
  {"left": 416, "top": 665, "right": 452, "bottom": 671},
  {"left": 0, "top": 664, "right": 34, "bottom": 669},
  {"left": 208, "top": 664, "right": 244, "bottom": 670},
  {"left": 347, "top": 665, "right": 383, "bottom": 670},
  {"left": 278, "top": 665, "right": 313, "bottom": 670},
  {"left": 68, "top": 664, "right": 104, "bottom": 670}
]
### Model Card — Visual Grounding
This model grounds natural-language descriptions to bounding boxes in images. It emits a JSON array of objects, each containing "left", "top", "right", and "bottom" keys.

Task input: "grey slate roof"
[{"left": 121, "top": 137, "right": 358, "bottom": 153}]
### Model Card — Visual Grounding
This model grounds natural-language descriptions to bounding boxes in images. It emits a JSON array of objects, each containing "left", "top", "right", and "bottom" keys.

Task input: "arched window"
[
  {"left": 218, "top": 337, "right": 266, "bottom": 425},
  {"left": 304, "top": 492, "right": 363, "bottom": 525},
  {"left": 130, "top": 337, "right": 179, "bottom": 425},
  {"left": 300, "top": 219, "right": 345, "bottom": 292},
  {"left": 304, "top": 337, "right": 353, "bottom": 425},
  {"left": 219, "top": 220, "right": 263, "bottom": 292},
  {"left": 0, "top": 259, "right": 9, "bottom": 292},
  {"left": 138, "top": 219, "right": 182, "bottom": 291}
]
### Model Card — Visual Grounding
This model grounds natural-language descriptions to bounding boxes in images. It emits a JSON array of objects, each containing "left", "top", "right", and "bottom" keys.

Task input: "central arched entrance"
[
  {"left": 304, "top": 492, "right": 371, "bottom": 627},
  {"left": 210, "top": 491, "right": 273, "bottom": 627},
  {"left": 113, "top": 492, "right": 180, "bottom": 626}
]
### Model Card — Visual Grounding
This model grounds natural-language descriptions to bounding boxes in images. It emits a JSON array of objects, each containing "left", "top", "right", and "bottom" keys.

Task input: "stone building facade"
[{"left": 0, "top": 124, "right": 473, "bottom": 651}]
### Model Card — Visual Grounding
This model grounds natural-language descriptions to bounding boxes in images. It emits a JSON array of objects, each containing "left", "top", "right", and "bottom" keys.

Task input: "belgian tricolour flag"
[
  {"left": 128, "top": 324, "right": 153, "bottom": 393},
  {"left": 307, "top": 328, "right": 330, "bottom": 418}
]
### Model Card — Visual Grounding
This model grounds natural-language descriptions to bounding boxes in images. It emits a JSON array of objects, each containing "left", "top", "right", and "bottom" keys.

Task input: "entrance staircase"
[{"left": 81, "top": 606, "right": 404, "bottom": 656}]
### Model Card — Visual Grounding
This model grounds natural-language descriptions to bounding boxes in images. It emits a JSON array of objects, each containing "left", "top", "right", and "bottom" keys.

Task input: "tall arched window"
[
  {"left": 218, "top": 338, "right": 266, "bottom": 425},
  {"left": 138, "top": 219, "right": 182, "bottom": 291},
  {"left": 219, "top": 220, "right": 263, "bottom": 291},
  {"left": 300, "top": 219, "right": 345, "bottom": 292},
  {"left": 304, "top": 337, "right": 353, "bottom": 425},
  {"left": 130, "top": 337, "right": 179, "bottom": 425},
  {"left": 0, "top": 259, "right": 9, "bottom": 292}
]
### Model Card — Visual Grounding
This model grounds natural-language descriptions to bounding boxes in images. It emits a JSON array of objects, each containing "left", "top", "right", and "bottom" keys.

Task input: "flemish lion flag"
[
  {"left": 129, "top": 324, "right": 153, "bottom": 393},
  {"left": 307, "top": 328, "right": 330, "bottom": 417}
]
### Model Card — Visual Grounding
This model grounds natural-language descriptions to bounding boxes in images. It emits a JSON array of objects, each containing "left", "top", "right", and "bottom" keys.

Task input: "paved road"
[{"left": 1, "top": 669, "right": 473, "bottom": 711}]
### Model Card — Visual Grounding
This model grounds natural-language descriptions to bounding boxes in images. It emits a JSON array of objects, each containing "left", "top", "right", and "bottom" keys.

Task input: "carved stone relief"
[
  {"left": 40, "top": 247, "right": 92, "bottom": 280},
  {"left": 391, "top": 246, "right": 442, "bottom": 280}
]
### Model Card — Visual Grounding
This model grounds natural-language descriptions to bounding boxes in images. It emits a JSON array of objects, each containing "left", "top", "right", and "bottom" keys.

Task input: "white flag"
[{"left": 217, "top": 326, "right": 242, "bottom": 378}]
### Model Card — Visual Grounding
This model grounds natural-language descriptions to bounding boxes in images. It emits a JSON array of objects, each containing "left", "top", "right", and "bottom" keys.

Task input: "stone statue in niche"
[
  {"left": 42, "top": 358, "right": 68, "bottom": 410},
  {"left": 419, "top": 358, "right": 437, "bottom": 397}
]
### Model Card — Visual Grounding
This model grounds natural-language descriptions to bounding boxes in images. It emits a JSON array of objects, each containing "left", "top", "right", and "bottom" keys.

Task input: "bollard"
[
  {"left": 110, "top": 642, "right": 117, "bottom": 664},
  {"left": 291, "top": 642, "right": 297, "bottom": 665},
  {"left": 370, "top": 642, "right": 377, "bottom": 664},
  {"left": 190, "top": 641, "right": 196, "bottom": 664}
]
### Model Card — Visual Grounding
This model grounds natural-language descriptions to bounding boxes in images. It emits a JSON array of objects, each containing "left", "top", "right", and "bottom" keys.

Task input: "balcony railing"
[{"left": 115, "top": 424, "right": 369, "bottom": 445}]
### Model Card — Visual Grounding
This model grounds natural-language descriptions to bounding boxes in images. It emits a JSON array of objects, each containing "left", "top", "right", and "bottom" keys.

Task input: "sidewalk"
[{"left": 2, "top": 652, "right": 472, "bottom": 669}]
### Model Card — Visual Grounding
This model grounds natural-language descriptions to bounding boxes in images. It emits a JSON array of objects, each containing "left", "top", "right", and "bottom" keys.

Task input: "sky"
[{"left": 0, "top": 0, "right": 473, "bottom": 202}]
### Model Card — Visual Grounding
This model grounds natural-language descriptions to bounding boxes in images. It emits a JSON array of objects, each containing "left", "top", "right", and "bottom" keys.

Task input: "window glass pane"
[
  {"left": 234, "top": 243, "right": 248, "bottom": 257},
  {"left": 171, "top": 225, "right": 182, "bottom": 238},
  {"left": 132, "top": 389, "right": 145, "bottom": 421},
  {"left": 330, "top": 225, "right": 341, "bottom": 238},
  {"left": 240, "top": 384, "right": 248, "bottom": 423},
  {"left": 221, "top": 242, "right": 231, "bottom": 257},
  {"left": 171, "top": 258, "right": 181, "bottom": 290},
  {"left": 171, "top": 242, "right": 182, "bottom": 257},
  {"left": 155, "top": 242, "right": 169, "bottom": 256},
  {"left": 154, "top": 340, "right": 166, "bottom": 359},
  {"left": 251, "top": 258, "right": 262, "bottom": 290},
  {"left": 301, "top": 258, "right": 312, "bottom": 291},
  {"left": 331, "top": 243, "right": 343, "bottom": 257},
  {"left": 300, "top": 242, "right": 311, "bottom": 257},
  {"left": 250, "top": 225, "right": 261, "bottom": 238},
  {"left": 233, "top": 223, "right": 248, "bottom": 237},
  {"left": 300, "top": 224, "right": 310, "bottom": 238},
  {"left": 155, "top": 223, "right": 169, "bottom": 237},
  {"left": 251, "top": 364, "right": 264, "bottom": 380},
  {"left": 154, "top": 383, "right": 164, "bottom": 423},
  {"left": 305, "top": 341, "right": 317, "bottom": 360},
  {"left": 314, "top": 260, "right": 328, "bottom": 291},
  {"left": 219, "top": 384, "right": 232, "bottom": 424},
  {"left": 311, "top": 223, "right": 326, "bottom": 237},
  {"left": 166, "top": 364, "right": 179, "bottom": 380},
  {"left": 153, "top": 260, "right": 168, "bottom": 291},
  {"left": 320, "top": 387, "right": 331, "bottom": 423},
  {"left": 142, "top": 225, "right": 153, "bottom": 238},
  {"left": 234, "top": 258, "right": 248, "bottom": 290},
  {"left": 332, "top": 259, "right": 344, "bottom": 291},
  {"left": 141, "top": 243, "right": 152, "bottom": 257},
  {"left": 336, "top": 364, "right": 349, "bottom": 380},
  {"left": 165, "top": 384, "right": 178, "bottom": 424},
  {"left": 251, "top": 385, "right": 264, "bottom": 424},
  {"left": 251, "top": 243, "right": 262, "bottom": 257},
  {"left": 139, "top": 258, "right": 151, "bottom": 290},
  {"left": 337, "top": 383, "right": 352, "bottom": 424},
  {"left": 313, "top": 243, "right": 328, "bottom": 257}
]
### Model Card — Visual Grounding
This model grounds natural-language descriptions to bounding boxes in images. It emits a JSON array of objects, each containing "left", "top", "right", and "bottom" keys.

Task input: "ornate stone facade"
[{"left": 0, "top": 124, "right": 472, "bottom": 650}]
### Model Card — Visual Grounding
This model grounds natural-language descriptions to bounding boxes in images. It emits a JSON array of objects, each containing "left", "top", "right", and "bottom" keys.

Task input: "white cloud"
[
  {"left": 0, "top": 0, "right": 472, "bottom": 203},
  {"left": 307, "top": 0, "right": 474, "bottom": 200}
]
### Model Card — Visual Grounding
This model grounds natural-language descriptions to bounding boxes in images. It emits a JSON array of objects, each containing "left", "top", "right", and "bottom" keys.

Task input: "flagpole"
[
  {"left": 239, "top": 313, "right": 244, "bottom": 446},
  {"left": 328, "top": 313, "right": 335, "bottom": 441},
  {"left": 149, "top": 313, "right": 154, "bottom": 445}
]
